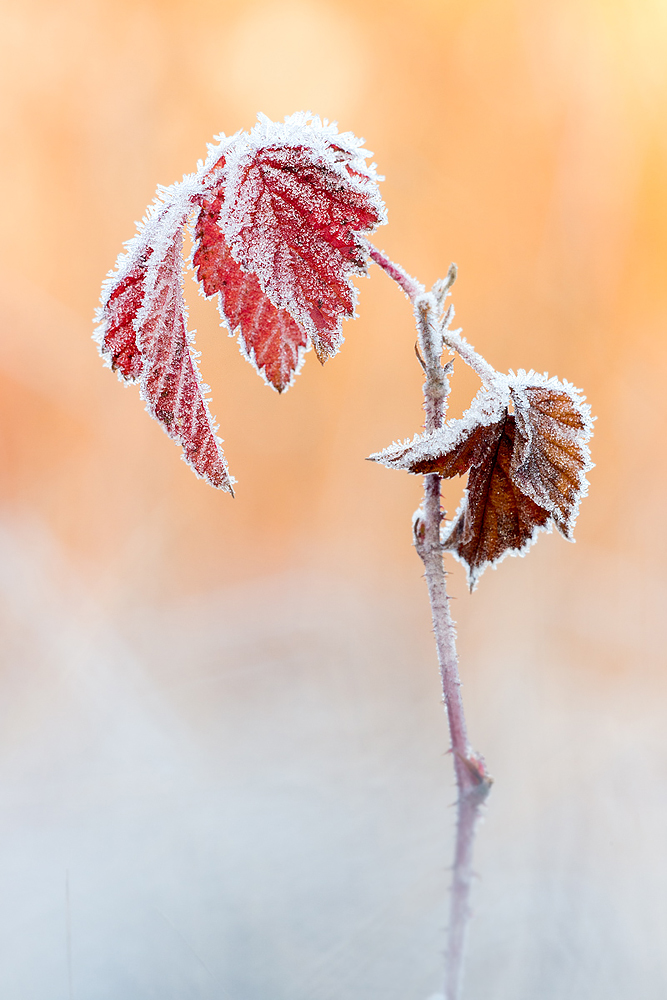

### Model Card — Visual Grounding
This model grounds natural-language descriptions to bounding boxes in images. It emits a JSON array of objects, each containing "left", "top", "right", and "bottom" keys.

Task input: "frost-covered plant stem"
[{"left": 412, "top": 273, "right": 492, "bottom": 1000}]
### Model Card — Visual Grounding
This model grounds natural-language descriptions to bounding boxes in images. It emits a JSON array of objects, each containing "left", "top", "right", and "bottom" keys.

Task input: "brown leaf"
[
  {"left": 509, "top": 377, "right": 593, "bottom": 538},
  {"left": 369, "top": 375, "right": 592, "bottom": 588},
  {"left": 442, "top": 413, "right": 551, "bottom": 589}
]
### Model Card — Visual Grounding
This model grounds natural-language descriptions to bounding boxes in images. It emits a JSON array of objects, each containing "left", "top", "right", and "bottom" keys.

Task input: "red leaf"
[
  {"left": 193, "top": 189, "right": 308, "bottom": 392},
  {"left": 95, "top": 192, "right": 234, "bottom": 493},
  {"left": 97, "top": 115, "right": 387, "bottom": 492},
  {"left": 97, "top": 247, "right": 152, "bottom": 381},
  {"left": 216, "top": 114, "right": 386, "bottom": 362},
  {"left": 138, "top": 228, "right": 233, "bottom": 492}
]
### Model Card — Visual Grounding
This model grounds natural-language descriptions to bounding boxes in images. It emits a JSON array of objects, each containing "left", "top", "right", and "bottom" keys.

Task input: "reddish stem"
[{"left": 368, "top": 245, "right": 424, "bottom": 302}]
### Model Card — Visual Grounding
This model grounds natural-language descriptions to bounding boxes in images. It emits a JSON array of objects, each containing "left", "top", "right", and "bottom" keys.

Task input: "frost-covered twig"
[{"left": 412, "top": 284, "right": 492, "bottom": 1000}]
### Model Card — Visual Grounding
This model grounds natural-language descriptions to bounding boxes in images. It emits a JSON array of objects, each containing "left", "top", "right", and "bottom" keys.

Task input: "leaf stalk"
[{"left": 368, "top": 245, "right": 424, "bottom": 301}]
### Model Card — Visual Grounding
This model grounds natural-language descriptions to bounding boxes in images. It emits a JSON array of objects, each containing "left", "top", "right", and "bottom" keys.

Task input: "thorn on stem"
[
  {"left": 415, "top": 341, "right": 426, "bottom": 371},
  {"left": 455, "top": 750, "right": 494, "bottom": 800},
  {"left": 441, "top": 304, "right": 455, "bottom": 332}
]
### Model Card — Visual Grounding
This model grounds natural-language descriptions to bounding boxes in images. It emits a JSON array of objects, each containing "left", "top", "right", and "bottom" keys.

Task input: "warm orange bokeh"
[
  {"left": 1, "top": 1, "right": 665, "bottom": 996},
  {"left": 2, "top": 0, "right": 665, "bottom": 601}
]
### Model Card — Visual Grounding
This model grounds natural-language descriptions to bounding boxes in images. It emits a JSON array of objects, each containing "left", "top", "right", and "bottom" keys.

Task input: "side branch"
[{"left": 441, "top": 326, "right": 500, "bottom": 390}]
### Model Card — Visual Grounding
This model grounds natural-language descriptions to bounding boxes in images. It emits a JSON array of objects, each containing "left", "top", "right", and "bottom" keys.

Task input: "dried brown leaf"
[{"left": 369, "top": 374, "right": 593, "bottom": 588}]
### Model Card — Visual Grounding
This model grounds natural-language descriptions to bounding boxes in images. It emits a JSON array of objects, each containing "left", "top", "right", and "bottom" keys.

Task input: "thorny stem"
[{"left": 412, "top": 274, "right": 493, "bottom": 1000}]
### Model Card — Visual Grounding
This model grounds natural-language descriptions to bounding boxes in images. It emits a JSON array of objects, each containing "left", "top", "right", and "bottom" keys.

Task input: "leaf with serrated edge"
[
  {"left": 508, "top": 371, "right": 594, "bottom": 538},
  {"left": 95, "top": 181, "right": 234, "bottom": 492},
  {"left": 193, "top": 187, "right": 308, "bottom": 392},
  {"left": 96, "top": 114, "right": 388, "bottom": 492},
  {"left": 368, "top": 385, "right": 509, "bottom": 474},
  {"left": 212, "top": 113, "right": 386, "bottom": 363},
  {"left": 138, "top": 227, "right": 233, "bottom": 492},
  {"left": 369, "top": 374, "right": 592, "bottom": 588},
  {"left": 441, "top": 414, "right": 552, "bottom": 590},
  {"left": 96, "top": 228, "right": 161, "bottom": 382}
]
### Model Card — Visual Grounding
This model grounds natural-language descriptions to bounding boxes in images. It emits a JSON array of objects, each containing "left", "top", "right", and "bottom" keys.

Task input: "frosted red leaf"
[
  {"left": 98, "top": 246, "right": 152, "bottom": 382},
  {"left": 137, "top": 228, "right": 233, "bottom": 492},
  {"left": 95, "top": 192, "right": 233, "bottom": 493},
  {"left": 193, "top": 189, "right": 308, "bottom": 392},
  {"left": 217, "top": 115, "right": 386, "bottom": 362},
  {"left": 96, "top": 114, "right": 386, "bottom": 491}
]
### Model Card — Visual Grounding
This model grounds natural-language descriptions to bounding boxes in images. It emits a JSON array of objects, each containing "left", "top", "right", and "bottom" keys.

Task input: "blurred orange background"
[{"left": 0, "top": 1, "right": 665, "bottom": 998}]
